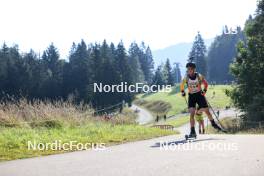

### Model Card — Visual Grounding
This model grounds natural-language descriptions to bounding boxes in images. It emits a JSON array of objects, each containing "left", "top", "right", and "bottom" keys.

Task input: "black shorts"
[{"left": 188, "top": 91, "right": 208, "bottom": 109}]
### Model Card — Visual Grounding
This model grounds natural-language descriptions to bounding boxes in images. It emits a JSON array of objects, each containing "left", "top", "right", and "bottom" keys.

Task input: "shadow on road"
[{"left": 150, "top": 137, "right": 225, "bottom": 148}]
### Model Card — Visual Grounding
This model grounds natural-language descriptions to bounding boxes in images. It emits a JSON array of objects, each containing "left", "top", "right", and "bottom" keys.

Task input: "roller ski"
[
  {"left": 211, "top": 119, "right": 227, "bottom": 133},
  {"left": 185, "top": 129, "right": 197, "bottom": 141}
]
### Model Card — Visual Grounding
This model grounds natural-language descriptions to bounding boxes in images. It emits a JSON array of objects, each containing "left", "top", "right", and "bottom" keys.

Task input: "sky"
[{"left": 0, "top": 0, "right": 258, "bottom": 58}]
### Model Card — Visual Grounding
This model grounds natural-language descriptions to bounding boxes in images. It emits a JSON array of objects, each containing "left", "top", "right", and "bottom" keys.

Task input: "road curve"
[{"left": 131, "top": 104, "right": 153, "bottom": 125}]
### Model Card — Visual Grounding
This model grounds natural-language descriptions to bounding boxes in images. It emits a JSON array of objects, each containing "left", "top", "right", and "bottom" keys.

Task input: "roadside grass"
[
  {"left": 136, "top": 85, "right": 232, "bottom": 116},
  {"left": 0, "top": 123, "right": 175, "bottom": 161},
  {"left": 207, "top": 117, "right": 236, "bottom": 134},
  {"left": 166, "top": 116, "right": 189, "bottom": 128},
  {"left": 207, "top": 117, "right": 264, "bottom": 134},
  {"left": 0, "top": 99, "right": 175, "bottom": 161}
]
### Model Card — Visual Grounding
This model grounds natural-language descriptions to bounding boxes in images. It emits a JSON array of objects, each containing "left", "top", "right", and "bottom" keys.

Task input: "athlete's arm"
[
  {"left": 202, "top": 79, "right": 208, "bottom": 90},
  {"left": 200, "top": 74, "right": 208, "bottom": 90}
]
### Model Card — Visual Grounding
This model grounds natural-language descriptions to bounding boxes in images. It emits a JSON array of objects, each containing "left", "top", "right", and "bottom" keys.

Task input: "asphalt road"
[{"left": 0, "top": 134, "right": 264, "bottom": 176}]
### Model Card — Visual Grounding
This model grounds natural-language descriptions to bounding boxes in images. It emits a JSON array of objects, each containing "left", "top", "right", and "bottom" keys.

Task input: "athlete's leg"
[
  {"left": 203, "top": 107, "right": 213, "bottom": 120},
  {"left": 189, "top": 107, "right": 195, "bottom": 127},
  {"left": 198, "top": 121, "right": 202, "bottom": 134},
  {"left": 201, "top": 119, "right": 205, "bottom": 133},
  {"left": 188, "top": 94, "right": 196, "bottom": 135},
  {"left": 198, "top": 93, "right": 222, "bottom": 131},
  {"left": 196, "top": 93, "right": 213, "bottom": 120}
]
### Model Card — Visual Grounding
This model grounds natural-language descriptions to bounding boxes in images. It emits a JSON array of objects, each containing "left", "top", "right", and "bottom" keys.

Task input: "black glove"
[
  {"left": 181, "top": 91, "right": 186, "bottom": 97},
  {"left": 201, "top": 89, "right": 207, "bottom": 95}
]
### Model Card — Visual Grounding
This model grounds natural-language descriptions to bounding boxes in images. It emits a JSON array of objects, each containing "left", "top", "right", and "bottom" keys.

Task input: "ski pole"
[
  {"left": 204, "top": 96, "right": 226, "bottom": 131},
  {"left": 184, "top": 96, "right": 188, "bottom": 107},
  {"left": 182, "top": 95, "right": 190, "bottom": 114}
]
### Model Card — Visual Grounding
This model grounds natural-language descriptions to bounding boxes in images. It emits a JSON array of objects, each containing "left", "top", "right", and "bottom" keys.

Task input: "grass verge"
[
  {"left": 207, "top": 117, "right": 264, "bottom": 134},
  {"left": 166, "top": 116, "right": 189, "bottom": 128},
  {"left": 135, "top": 85, "right": 232, "bottom": 116},
  {"left": 0, "top": 123, "right": 175, "bottom": 161},
  {"left": 0, "top": 99, "right": 176, "bottom": 161}
]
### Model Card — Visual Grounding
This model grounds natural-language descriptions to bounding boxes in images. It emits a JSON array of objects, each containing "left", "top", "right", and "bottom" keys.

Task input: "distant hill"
[{"left": 152, "top": 38, "right": 214, "bottom": 70}]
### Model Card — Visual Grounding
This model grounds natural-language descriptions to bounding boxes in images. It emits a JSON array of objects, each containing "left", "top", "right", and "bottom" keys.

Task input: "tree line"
[
  {"left": 207, "top": 26, "right": 245, "bottom": 83},
  {"left": 0, "top": 40, "right": 179, "bottom": 110},
  {"left": 152, "top": 59, "right": 181, "bottom": 90},
  {"left": 187, "top": 28, "right": 245, "bottom": 84}
]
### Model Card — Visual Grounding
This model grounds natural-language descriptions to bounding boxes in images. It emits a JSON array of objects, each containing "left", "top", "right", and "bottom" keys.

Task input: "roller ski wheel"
[{"left": 185, "top": 133, "right": 197, "bottom": 141}]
